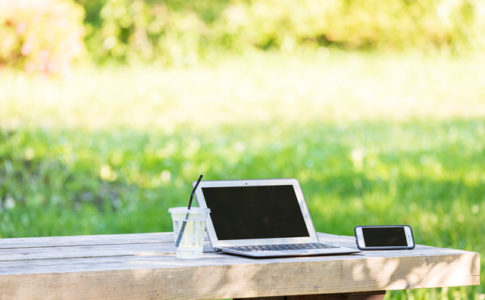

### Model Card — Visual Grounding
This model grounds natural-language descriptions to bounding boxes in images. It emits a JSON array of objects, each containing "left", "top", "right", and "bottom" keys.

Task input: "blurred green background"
[{"left": 1, "top": 0, "right": 484, "bottom": 299}]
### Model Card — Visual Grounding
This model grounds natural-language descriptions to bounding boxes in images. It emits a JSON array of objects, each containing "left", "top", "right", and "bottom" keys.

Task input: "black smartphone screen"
[{"left": 362, "top": 227, "right": 407, "bottom": 247}]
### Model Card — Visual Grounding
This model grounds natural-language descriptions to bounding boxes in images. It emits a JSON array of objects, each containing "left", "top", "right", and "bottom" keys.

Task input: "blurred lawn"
[{"left": 0, "top": 51, "right": 484, "bottom": 299}]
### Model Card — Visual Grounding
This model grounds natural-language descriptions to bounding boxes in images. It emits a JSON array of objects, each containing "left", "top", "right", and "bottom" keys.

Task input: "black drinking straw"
[{"left": 175, "top": 174, "right": 204, "bottom": 248}]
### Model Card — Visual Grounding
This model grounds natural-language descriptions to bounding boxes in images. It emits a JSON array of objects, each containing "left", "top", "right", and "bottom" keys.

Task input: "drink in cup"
[{"left": 169, "top": 207, "right": 210, "bottom": 259}]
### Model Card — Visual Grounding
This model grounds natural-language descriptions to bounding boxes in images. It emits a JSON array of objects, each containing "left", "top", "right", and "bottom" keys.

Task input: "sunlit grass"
[
  {"left": 2, "top": 51, "right": 485, "bottom": 130},
  {"left": 0, "top": 51, "right": 484, "bottom": 299}
]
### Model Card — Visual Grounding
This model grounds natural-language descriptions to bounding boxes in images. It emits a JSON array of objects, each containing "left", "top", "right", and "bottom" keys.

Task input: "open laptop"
[{"left": 194, "top": 178, "right": 359, "bottom": 258}]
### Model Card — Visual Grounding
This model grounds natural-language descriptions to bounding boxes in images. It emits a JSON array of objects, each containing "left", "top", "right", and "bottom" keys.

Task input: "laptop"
[{"left": 194, "top": 178, "right": 359, "bottom": 258}]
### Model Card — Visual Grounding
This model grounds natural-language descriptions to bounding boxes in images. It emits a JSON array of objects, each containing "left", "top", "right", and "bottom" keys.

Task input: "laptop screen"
[{"left": 201, "top": 185, "right": 310, "bottom": 240}]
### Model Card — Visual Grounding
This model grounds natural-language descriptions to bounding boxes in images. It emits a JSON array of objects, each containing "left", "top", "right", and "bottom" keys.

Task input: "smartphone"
[{"left": 354, "top": 225, "right": 415, "bottom": 250}]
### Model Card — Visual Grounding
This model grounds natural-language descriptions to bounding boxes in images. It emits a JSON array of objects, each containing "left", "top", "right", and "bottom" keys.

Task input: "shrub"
[
  {"left": 3, "top": 0, "right": 484, "bottom": 69},
  {"left": 0, "top": 0, "right": 86, "bottom": 75},
  {"left": 215, "top": 0, "right": 485, "bottom": 52},
  {"left": 77, "top": 0, "right": 485, "bottom": 65},
  {"left": 78, "top": 0, "right": 211, "bottom": 65}
]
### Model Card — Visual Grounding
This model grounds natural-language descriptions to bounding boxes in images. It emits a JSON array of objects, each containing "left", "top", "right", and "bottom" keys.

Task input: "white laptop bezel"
[{"left": 194, "top": 178, "right": 319, "bottom": 248}]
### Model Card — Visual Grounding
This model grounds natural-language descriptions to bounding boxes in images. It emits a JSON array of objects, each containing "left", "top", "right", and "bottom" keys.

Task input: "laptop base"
[{"left": 216, "top": 246, "right": 360, "bottom": 258}]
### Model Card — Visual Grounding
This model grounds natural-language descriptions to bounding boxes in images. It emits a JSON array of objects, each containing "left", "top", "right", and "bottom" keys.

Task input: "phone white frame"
[{"left": 354, "top": 225, "right": 415, "bottom": 250}]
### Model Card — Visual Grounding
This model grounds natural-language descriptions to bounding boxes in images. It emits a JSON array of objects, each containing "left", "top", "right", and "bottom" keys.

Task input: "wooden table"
[{"left": 0, "top": 232, "right": 479, "bottom": 300}]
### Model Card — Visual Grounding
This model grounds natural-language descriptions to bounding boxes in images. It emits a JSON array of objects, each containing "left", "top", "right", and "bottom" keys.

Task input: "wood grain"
[
  {"left": 236, "top": 291, "right": 386, "bottom": 300},
  {"left": 0, "top": 232, "right": 479, "bottom": 300},
  {"left": 0, "top": 232, "right": 173, "bottom": 249}
]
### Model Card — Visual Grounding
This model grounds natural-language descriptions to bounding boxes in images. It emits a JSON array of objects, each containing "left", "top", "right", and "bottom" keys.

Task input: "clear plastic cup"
[{"left": 168, "top": 207, "right": 210, "bottom": 259}]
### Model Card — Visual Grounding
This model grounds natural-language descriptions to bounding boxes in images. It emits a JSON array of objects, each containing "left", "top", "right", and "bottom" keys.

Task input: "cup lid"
[{"left": 168, "top": 207, "right": 210, "bottom": 213}]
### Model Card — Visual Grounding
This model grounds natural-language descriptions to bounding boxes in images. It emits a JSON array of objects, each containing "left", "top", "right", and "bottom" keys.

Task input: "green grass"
[{"left": 0, "top": 51, "right": 484, "bottom": 299}]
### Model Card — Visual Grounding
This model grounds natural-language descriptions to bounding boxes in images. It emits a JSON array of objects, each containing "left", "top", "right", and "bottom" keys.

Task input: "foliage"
[
  {"left": 0, "top": 0, "right": 86, "bottom": 75},
  {"left": 0, "top": 52, "right": 484, "bottom": 299},
  {"left": 2, "top": 0, "right": 484, "bottom": 69},
  {"left": 77, "top": 0, "right": 225, "bottom": 65},
  {"left": 75, "top": 0, "right": 485, "bottom": 65}
]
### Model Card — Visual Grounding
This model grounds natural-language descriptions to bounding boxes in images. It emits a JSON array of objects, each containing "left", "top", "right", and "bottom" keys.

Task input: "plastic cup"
[{"left": 168, "top": 207, "right": 210, "bottom": 259}]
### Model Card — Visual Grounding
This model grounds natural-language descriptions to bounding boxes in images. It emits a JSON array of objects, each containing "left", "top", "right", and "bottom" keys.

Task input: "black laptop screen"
[{"left": 201, "top": 185, "right": 310, "bottom": 240}]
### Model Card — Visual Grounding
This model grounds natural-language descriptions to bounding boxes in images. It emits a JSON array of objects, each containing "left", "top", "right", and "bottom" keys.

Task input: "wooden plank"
[
  {"left": 0, "top": 241, "right": 218, "bottom": 262},
  {"left": 236, "top": 291, "right": 386, "bottom": 300},
  {"left": 0, "top": 237, "right": 466, "bottom": 271},
  {"left": 0, "top": 232, "right": 173, "bottom": 249},
  {"left": 1, "top": 245, "right": 475, "bottom": 275},
  {"left": 0, "top": 252, "right": 242, "bottom": 275},
  {"left": 0, "top": 242, "right": 172, "bottom": 262},
  {"left": 0, "top": 250, "right": 479, "bottom": 299},
  {"left": 0, "top": 253, "right": 479, "bottom": 300},
  {"left": 0, "top": 232, "right": 439, "bottom": 263},
  {"left": 0, "top": 240, "right": 461, "bottom": 266},
  {"left": 0, "top": 231, "right": 340, "bottom": 249},
  {"left": 0, "top": 233, "right": 479, "bottom": 299},
  {"left": 0, "top": 232, "right": 343, "bottom": 262}
]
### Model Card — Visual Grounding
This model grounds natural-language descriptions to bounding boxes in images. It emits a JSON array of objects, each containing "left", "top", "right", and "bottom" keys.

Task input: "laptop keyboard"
[{"left": 227, "top": 243, "right": 337, "bottom": 252}]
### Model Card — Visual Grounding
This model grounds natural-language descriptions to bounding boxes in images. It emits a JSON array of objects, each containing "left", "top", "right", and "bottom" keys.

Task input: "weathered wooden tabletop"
[{"left": 0, "top": 232, "right": 479, "bottom": 300}]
